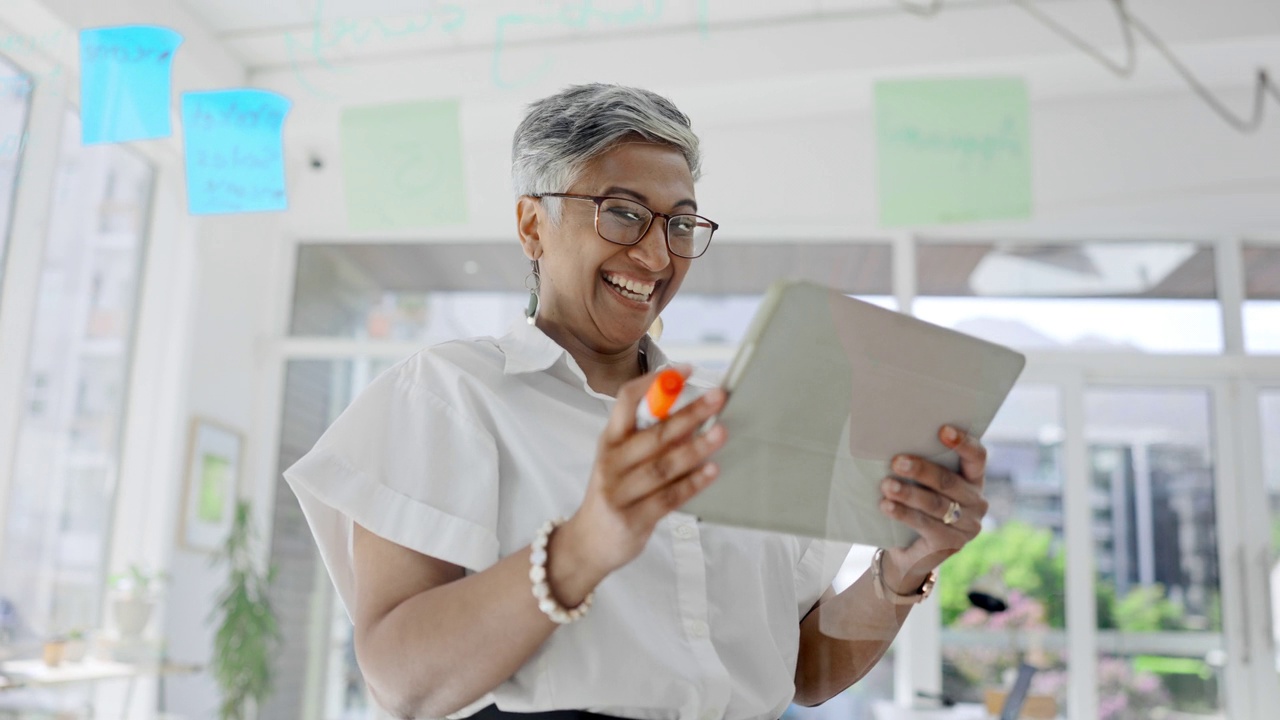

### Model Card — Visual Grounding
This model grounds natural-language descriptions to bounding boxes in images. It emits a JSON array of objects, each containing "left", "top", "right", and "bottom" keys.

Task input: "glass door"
[{"left": 1084, "top": 386, "right": 1231, "bottom": 719}]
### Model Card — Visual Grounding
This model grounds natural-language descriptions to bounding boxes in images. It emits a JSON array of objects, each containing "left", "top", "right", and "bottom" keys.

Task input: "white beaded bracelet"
[{"left": 530, "top": 518, "right": 594, "bottom": 624}]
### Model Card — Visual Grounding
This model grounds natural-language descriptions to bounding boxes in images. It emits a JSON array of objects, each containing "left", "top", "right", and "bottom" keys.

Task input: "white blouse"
[{"left": 284, "top": 318, "right": 852, "bottom": 720}]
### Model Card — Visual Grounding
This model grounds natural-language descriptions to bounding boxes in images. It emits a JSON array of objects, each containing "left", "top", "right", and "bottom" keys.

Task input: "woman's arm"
[
  {"left": 352, "top": 368, "right": 728, "bottom": 718},
  {"left": 793, "top": 426, "right": 990, "bottom": 706},
  {"left": 791, "top": 560, "right": 927, "bottom": 706},
  {"left": 352, "top": 518, "right": 605, "bottom": 718}
]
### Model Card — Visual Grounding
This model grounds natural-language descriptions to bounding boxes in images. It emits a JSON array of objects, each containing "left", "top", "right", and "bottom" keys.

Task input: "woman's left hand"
[{"left": 878, "top": 425, "right": 990, "bottom": 593}]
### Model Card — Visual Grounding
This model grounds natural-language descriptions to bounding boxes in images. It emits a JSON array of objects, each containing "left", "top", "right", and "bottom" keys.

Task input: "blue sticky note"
[
  {"left": 182, "top": 89, "right": 291, "bottom": 215},
  {"left": 80, "top": 25, "right": 183, "bottom": 144}
]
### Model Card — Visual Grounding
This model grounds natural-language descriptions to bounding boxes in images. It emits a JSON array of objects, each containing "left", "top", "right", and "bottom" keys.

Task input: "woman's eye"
[{"left": 608, "top": 209, "right": 645, "bottom": 223}]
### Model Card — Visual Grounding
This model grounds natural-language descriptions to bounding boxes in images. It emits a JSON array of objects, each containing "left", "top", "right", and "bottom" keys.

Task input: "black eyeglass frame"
[{"left": 532, "top": 192, "right": 719, "bottom": 259}]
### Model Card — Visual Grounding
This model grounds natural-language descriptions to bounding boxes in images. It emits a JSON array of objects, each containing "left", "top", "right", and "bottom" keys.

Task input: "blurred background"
[{"left": 0, "top": 1, "right": 1276, "bottom": 719}]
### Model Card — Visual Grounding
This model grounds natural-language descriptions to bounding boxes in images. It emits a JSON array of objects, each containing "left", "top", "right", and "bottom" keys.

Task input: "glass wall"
[
  {"left": 1086, "top": 388, "right": 1226, "bottom": 719},
  {"left": 0, "top": 111, "right": 154, "bottom": 641},
  {"left": 1243, "top": 245, "right": 1280, "bottom": 354},
  {"left": 914, "top": 241, "right": 1221, "bottom": 353},
  {"left": 0, "top": 55, "right": 31, "bottom": 297},
  {"left": 275, "top": 237, "right": 1280, "bottom": 719},
  {"left": 939, "top": 386, "right": 1068, "bottom": 713}
]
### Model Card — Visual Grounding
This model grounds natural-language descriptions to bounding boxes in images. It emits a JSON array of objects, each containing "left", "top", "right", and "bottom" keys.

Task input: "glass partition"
[
  {"left": 1243, "top": 244, "right": 1280, "bottom": 354},
  {"left": 0, "top": 55, "right": 31, "bottom": 299},
  {"left": 914, "top": 242, "right": 1221, "bottom": 353},
  {"left": 0, "top": 112, "right": 154, "bottom": 642}
]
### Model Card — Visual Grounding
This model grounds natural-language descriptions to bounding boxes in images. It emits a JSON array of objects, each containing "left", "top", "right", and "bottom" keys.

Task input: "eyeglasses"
[{"left": 533, "top": 192, "right": 718, "bottom": 259}]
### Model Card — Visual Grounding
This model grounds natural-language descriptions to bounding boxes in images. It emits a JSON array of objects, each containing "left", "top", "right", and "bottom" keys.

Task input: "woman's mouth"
[{"left": 602, "top": 272, "right": 655, "bottom": 304}]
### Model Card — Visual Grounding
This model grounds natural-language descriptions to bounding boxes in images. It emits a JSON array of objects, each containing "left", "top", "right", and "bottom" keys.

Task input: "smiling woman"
[{"left": 283, "top": 83, "right": 988, "bottom": 720}]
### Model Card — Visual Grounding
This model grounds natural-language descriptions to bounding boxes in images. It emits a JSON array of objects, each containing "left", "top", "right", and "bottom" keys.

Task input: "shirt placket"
[{"left": 668, "top": 510, "right": 731, "bottom": 720}]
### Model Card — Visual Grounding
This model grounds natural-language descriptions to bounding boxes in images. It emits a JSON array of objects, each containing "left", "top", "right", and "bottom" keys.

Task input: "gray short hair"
[{"left": 512, "top": 84, "right": 702, "bottom": 225}]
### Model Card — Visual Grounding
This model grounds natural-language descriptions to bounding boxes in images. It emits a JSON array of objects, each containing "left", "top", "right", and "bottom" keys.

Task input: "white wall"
[
  {"left": 250, "top": 8, "right": 1280, "bottom": 243},
  {"left": 160, "top": 213, "right": 287, "bottom": 719}
]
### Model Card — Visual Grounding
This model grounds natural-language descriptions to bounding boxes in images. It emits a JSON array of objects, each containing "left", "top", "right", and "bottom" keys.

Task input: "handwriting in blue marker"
[
  {"left": 283, "top": 0, "right": 466, "bottom": 100},
  {"left": 492, "top": 1, "right": 667, "bottom": 89},
  {"left": 80, "top": 26, "right": 183, "bottom": 145},
  {"left": 182, "top": 89, "right": 291, "bottom": 215}
]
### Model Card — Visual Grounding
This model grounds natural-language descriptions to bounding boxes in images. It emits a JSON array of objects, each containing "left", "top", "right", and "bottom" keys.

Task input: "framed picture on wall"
[{"left": 179, "top": 417, "right": 242, "bottom": 552}]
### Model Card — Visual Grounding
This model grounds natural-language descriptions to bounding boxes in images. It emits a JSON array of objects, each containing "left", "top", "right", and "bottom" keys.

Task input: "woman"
[{"left": 284, "top": 84, "right": 989, "bottom": 720}]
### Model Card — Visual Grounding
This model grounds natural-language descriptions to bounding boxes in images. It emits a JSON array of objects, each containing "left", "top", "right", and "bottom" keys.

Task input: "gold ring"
[{"left": 942, "top": 500, "right": 962, "bottom": 526}]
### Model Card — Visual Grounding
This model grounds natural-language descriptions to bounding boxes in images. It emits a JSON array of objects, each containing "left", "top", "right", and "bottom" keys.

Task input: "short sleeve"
[
  {"left": 794, "top": 538, "right": 853, "bottom": 620},
  {"left": 282, "top": 358, "right": 500, "bottom": 619}
]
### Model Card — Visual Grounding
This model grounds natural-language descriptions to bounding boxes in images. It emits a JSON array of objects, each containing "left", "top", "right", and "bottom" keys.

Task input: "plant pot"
[
  {"left": 42, "top": 640, "right": 66, "bottom": 667},
  {"left": 64, "top": 638, "right": 88, "bottom": 662},
  {"left": 113, "top": 596, "right": 154, "bottom": 638}
]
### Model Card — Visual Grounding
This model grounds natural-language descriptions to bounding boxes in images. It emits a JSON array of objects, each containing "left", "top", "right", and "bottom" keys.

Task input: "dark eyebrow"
[{"left": 601, "top": 185, "right": 698, "bottom": 213}]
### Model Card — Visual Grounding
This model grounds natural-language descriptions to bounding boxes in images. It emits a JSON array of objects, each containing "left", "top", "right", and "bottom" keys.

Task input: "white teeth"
[{"left": 604, "top": 273, "right": 654, "bottom": 300}]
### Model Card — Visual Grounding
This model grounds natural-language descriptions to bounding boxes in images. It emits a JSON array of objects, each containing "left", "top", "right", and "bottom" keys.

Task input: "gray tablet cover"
[{"left": 680, "top": 280, "right": 1026, "bottom": 547}]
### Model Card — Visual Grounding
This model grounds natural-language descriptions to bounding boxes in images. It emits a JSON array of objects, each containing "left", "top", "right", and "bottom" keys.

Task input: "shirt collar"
[{"left": 499, "top": 316, "right": 672, "bottom": 376}]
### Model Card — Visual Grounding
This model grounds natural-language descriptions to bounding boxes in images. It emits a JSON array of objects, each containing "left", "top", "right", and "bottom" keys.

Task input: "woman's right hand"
[{"left": 567, "top": 364, "right": 728, "bottom": 576}]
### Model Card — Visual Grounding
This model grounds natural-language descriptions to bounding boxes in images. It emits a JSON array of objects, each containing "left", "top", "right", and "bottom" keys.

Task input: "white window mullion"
[
  {"left": 1234, "top": 380, "right": 1280, "bottom": 719},
  {"left": 1217, "top": 236, "right": 1246, "bottom": 355},
  {"left": 1061, "top": 371, "right": 1099, "bottom": 720},
  {"left": 1212, "top": 380, "right": 1258, "bottom": 719}
]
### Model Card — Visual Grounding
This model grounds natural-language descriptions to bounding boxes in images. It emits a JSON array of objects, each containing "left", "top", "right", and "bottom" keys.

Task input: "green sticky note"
[
  {"left": 875, "top": 78, "right": 1032, "bottom": 226},
  {"left": 341, "top": 99, "right": 467, "bottom": 229}
]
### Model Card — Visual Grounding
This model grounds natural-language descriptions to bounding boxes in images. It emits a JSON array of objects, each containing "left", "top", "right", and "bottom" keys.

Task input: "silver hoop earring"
[{"left": 524, "top": 263, "right": 540, "bottom": 325}]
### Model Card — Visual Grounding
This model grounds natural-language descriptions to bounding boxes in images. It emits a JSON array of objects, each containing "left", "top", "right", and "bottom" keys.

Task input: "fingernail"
[
  {"left": 893, "top": 456, "right": 914, "bottom": 474},
  {"left": 883, "top": 479, "right": 901, "bottom": 494},
  {"left": 881, "top": 500, "right": 895, "bottom": 514},
  {"left": 942, "top": 426, "right": 959, "bottom": 443}
]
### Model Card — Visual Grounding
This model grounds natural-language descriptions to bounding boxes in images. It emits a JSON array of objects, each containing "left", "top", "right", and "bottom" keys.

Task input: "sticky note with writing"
[
  {"left": 182, "top": 89, "right": 291, "bottom": 215},
  {"left": 80, "top": 26, "right": 183, "bottom": 144},
  {"left": 875, "top": 77, "right": 1032, "bottom": 227},
  {"left": 340, "top": 99, "right": 467, "bottom": 229}
]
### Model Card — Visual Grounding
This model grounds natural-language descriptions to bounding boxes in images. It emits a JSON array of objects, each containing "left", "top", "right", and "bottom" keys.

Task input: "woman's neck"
[{"left": 535, "top": 318, "right": 646, "bottom": 397}]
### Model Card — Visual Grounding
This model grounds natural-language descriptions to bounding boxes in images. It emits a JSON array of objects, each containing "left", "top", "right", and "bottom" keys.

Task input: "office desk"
[{"left": 0, "top": 659, "right": 199, "bottom": 718}]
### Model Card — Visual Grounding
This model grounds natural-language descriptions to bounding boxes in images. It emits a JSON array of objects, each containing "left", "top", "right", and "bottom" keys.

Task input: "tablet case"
[{"left": 680, "top": 280, "right": 1026, "bottom": 547}]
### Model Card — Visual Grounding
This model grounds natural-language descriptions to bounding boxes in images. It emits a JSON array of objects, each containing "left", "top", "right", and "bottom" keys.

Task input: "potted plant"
[
  {"left": 63, "top": 628, "right": 88, "bottom": 662},
  {"left": 209, "top": 500, "right": 281, "bottom": 720},
  {"left": 108, "top": 565, "right": 167, "bottom": 638}
]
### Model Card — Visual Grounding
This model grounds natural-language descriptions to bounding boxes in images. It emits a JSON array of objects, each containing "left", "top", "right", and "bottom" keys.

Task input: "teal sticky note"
[
  {"left": 875, "top": 78, "right": 1032, "bottom": 226},
  {"left": 80, "top": 26, "right": 183, "bottom": 144},
  {"left": 341, "top": 99, "right": 467, "bottom": 229},
  {"left": 182, "top": 89, "right": 291, "bottom": 215}
]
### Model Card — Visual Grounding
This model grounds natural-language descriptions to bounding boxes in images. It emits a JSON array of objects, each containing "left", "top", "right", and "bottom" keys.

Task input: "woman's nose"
[{"left": 628, "top": 219, "right": 672, "bottom": 270}]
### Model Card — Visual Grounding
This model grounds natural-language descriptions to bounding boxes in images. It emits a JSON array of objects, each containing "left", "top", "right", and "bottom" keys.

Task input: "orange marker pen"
[{"left": 636, "top": 368, "right": 699, "bottom": 429}]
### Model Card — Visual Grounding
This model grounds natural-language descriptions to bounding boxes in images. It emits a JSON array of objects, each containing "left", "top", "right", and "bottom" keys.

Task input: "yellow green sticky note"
[
  {"left": 875, "top": 77, "right": 1032, "bottom": 226},
  {"left": 341, "top": 99, "right": 467, "bottom": 229}
]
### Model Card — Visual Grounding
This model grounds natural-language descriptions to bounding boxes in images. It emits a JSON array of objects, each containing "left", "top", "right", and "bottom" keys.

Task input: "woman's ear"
[{"left": 516, "top": 196, "right": 543, "bottom": 261}]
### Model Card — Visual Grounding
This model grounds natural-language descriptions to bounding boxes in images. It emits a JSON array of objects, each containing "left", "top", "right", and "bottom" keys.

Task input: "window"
[
  {"left": 939, "top": 386, "right": 1068, "bottom": 711},
  {"left": 0, "top": 55, "right": 31, "bottom": 298},
  {"left": 0, "top": 111, "right": 154, "bottom": 639},
  {"left": 1243, "top": 244, "right": 1280, "bottom": 354},
  {"left": 914, "top": 241, "right": 1221, "bottom": 353},
  {"left": 1085, "top": 388, "right": 1227, "bottom": 719}
]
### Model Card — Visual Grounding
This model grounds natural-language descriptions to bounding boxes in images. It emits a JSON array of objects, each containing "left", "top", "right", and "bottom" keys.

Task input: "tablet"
[{"left": 679, "top": 280, "right": 1026, "bottom": 547}]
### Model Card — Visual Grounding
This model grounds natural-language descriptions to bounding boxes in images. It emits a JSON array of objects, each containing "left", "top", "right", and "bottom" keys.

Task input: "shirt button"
[
  {"left": 688, "top": 620, "right": 709, "bottom": 638},
  {"left": 675, "top": 524, "right": 695, "bottom": 540}
]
